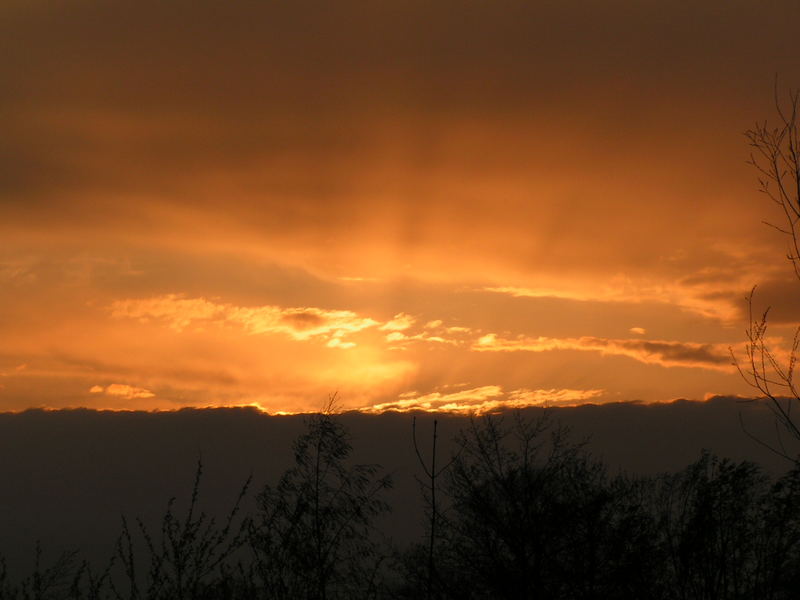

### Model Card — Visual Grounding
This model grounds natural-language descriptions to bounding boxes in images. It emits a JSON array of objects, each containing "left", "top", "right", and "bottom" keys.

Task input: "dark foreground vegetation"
[{"left": 1, "top": 410, "right": 799, "bottom": 600}]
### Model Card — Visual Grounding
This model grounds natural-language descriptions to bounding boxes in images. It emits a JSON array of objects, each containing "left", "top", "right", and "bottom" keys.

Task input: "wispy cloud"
[
  {"left": 482, "top": 279, "right": 752, "bottom": 322},
  {"left": 90, "top": 383, "right": 155, "bottom": 399},
  {"left": 484, "top": 286, "right": 590, "bottom": 301},
  {"left": 0, "top": 364, "right": 27, "bottom": 378},
  {"left": 360, "top": 385, "right": 503, "bottom": 413},
  {"left": 338, "top": 276, "right": 381, "bottom": 282},
  {"left": 110, "top": 294, "right": 379, "bottom": 347},
  {"left": 473, "top": 333, "right": 732, "bottom": 371},
  {"left": 360, "top": 385, "right": 607, "bottom": 414},
  {"left": 384, "top": 331, "right": 459, "bottom": 346},
  {"left": 383, "top": 318, "right": 472, "bottom": 347},
  {"left": 379, "top": 313, "right": 416, "bottom": 331},
  {"left": 506, "top": 388, "right": 606, "bottom": 407}
]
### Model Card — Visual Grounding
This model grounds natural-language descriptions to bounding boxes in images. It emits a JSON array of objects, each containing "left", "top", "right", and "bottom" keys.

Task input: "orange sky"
[{"left": 2, "top": 0, "right": 800, "bottom": 413}]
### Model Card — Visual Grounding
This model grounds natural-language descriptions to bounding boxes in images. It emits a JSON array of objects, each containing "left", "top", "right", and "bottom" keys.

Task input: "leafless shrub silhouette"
[
  {"left": 0, "top": 544, "right": 108, "bottom": 600},
  {"left": 110, "top": 460, "right": 251, "bottom": 600},
  {"left": 733, "top": 84, "right": 800, "bottom": 461},
  {"left": 249, "top": 402, "right": 392, "bottom": 600}
]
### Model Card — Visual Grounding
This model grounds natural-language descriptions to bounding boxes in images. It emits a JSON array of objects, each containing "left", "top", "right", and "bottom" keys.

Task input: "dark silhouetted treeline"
[{"left": 1, "top": 410, "right": 799, "bottom": 599}]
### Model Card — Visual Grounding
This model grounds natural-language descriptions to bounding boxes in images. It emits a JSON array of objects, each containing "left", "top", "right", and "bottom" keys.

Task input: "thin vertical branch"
[
  {"left": 735, "top": 85, "right": 800, "bottom": 462},
  {"left": 412, "top": 416, "right": 459, "bottom": 599}
]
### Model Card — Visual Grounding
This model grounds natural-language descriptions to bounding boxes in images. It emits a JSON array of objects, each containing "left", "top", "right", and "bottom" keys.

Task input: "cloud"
[
  {"left": 360, "top": 385, "right": 608, "bottom": 414},
  {"left": 2, "top": 0, "right": 795, "bottom": 294},
  {"left": 482, "top": 282, "right": 747, "bottom": 322},
  {"left": 473, "top": 333, "right": 731, "bottom": 371},
  {"left": 90, "top": 383, "right": 154, "bottom": 399},
  {"left": 360, "top": 385, "right": 504, "bottom": 414},
  {"left": 629, "top": 327, "right": 646, "bottom": 335},
  {"left": 384, "top": 330, "right": 460, "bottom": 347},
  {"left": 728, "top": 276, "right": 800, "bottom": 325},
  {"left": 2, "top": 0, "right": 796, "bottom": 413},
  {"left": 379, "top": 313, "right": 416, "bottom": 331},
  {"left": 326, "top": 337, "right": 356, "bottom": 349},
  {"left": 484, "top": 286, "right": 589, "bottom": 301},
  {"left": 0, "top": 364, "right": 27, "bottom": 378},
  {"left": 446, "top": 326, "right": 471, "bottom": 333},
  {"left": 338, "top": 276, "right": 380, "bottom": 282},
  {"left": 381, "top": 317, "right": 472, "bottom": 347},
  {"left": 506, "top": 388, "right": 606, "bottom": 407},
  {"left": 110, "top": 294, "right": 378, "bottom": 346}
]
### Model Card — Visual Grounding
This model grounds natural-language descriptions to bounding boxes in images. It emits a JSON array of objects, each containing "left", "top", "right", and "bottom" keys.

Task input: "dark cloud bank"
[{"left": 0, "top": 397, "right": 793, "bottom": 574}]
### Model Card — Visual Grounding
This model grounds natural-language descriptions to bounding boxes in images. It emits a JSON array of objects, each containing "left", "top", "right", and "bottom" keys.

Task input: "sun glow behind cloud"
[
  {"left": 0, "top": 271, "right": 769, "bottom": 412},
  {"left": 110, "top": 295, "right": 379, "bottom": 345},
  {"left": 1, "top": 0, "right": 799, "bottom": 413}
]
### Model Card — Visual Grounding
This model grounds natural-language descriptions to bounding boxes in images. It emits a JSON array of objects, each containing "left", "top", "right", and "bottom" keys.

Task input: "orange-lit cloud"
[
  {"left": 360, "top": 385, "right": 607, "bottom": 414},
  {"left": 110, "top": 294, "right": 379, "bottom": 346},
  {"left": 473, "top": 334, "right": 732, "bottom": 371},
  {"left": 1, "top": 0, "right": 798, "bottom": 413},
  {"left": 506, "top": 388, "right": 606, "bottom": 408},
  {"left": 381, "top": 319, "right": 473, "bottom": 348},
  {"left": 384, "top": 331, "right": 461, "bottom": 347},
  {"left": 483, "top": 276, "right": 766, "bottom": 323},
  {"left": 379, "top": 313, "right": 416, "bottom": 331},
  {"left": 90, "top": 383, "right": 155, "bottom": 400}
]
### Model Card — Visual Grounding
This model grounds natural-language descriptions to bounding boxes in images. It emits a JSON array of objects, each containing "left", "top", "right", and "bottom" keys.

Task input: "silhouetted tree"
[
  {"left": 656, "top": 452, "right": 768, "bottom": 600},
  {"left": 735, "top": 85, "right": 800, "bottom": 460},
  {"left": 760, "top": 462, "right": 800, "bottom": 598},
  {"left": 654, "top": 451, "right": 800, "bottom": 600},
  {"left": 4, "top": 411, "right": 800, "bottom": 599},
  {"left": 249, "top": 407, "right": 392, "bottom": 600},
  {"left": 427, "top": 412, "right": 661, "bottom": 600}
]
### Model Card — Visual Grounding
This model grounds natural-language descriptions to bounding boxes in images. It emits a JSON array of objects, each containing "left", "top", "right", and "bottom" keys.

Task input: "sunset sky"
[{"left": 2, "top": 0, "right": 800, "bottom": 413}]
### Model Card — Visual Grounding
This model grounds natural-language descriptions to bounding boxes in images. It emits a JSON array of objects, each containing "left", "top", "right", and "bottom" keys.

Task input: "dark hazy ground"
[{"left": 0, "top": 396, "right": 793, "bottom": 575}]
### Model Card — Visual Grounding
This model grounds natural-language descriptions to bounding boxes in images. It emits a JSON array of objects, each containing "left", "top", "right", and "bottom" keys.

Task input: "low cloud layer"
[{"left": 360, "top": 385, "right": 607, "bottom": 414}]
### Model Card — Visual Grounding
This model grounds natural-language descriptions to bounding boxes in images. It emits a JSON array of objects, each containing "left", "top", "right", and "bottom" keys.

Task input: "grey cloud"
[
  {"left": 279, "top": 311, "right": 327, "bottom": 330},
  {"left": 743, "top": 277, "right": 800, "bottom": 325},
  {"left": 608, "top": 338, "right": 730, "bottom": 367},
  {"left": 705, "top": 276, "right": 800, "bottom": 325}
]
